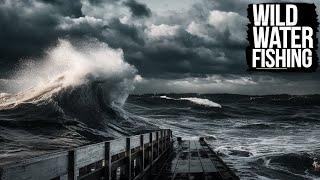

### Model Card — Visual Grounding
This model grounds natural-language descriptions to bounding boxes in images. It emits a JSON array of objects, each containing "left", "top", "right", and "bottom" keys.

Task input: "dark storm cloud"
[
  {"left": 107, "top": 18, "right": 145, "bottom": 45},
  {"left": 124, "top": 32, "right": 246, "bottom": 79},
  {"left": 0, "top": 1, "right": 60, "bottom": 69},
  {"left": 0, "top": 0, "right": 145, "bottom": 75},
  {"left": 0, "top": 0, "right": 319, "bottom": 94},
  {"left": 39, "top": 0, "right": 83, "bottom": 17},
  {"left": 124, "top": 0, "right": 151, "bottom": 17},
  {"left": 0, "top": 0, "right": 248, "bottom": 78}
]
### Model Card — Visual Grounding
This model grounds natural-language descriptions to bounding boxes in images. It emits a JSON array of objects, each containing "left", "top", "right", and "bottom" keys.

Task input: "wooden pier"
[
  {"left": 145, "top": 137, "right": 239, "bottom": 180},
  {"left": 0, "top": 129, "right": 239, "bottom": 180}
]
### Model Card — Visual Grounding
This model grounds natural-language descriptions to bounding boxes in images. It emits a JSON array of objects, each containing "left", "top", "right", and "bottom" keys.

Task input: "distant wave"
[
  {"left": 159, "top": 96, "right": 221, "bottom": 108},
  {"left": 159, "top": 95, "right": 174, "bottom": 100},
  {"left": 180, "top": 97, "right": 222, "bottom": 108}
]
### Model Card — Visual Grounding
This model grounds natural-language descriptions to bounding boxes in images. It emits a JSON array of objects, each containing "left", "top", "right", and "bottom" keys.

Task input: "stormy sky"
[{"left": 0, "top": 0, "right": 319, "bottom": 95}]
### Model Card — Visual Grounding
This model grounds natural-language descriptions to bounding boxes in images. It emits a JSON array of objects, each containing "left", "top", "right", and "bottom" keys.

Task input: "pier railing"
[{"left": 0, "top": 129, "right": 172, "bottom": 180}]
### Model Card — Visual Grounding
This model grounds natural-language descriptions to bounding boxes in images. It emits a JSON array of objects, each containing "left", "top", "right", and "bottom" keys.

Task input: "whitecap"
[{"left": 180, "top": 97, "right": 222, "bottom": 108}]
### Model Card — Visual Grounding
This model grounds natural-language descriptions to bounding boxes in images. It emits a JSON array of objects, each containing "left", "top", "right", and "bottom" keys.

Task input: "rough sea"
[
  {"left": 0, "top": 40, "right": 320, "bottom": 179},
  {"left": 1, "top": 92, "right": 320, "bottom": 179}
]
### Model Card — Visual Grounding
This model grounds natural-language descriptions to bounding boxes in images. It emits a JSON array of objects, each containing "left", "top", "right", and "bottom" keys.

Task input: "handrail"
[{"left": 0, "top": 129, "right": 173, "bottom": 180}]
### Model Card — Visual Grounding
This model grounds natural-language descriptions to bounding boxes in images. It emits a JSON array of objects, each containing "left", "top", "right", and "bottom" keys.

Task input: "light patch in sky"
[
  {"left": 208, "top": 10, "right": 248, "bottom": 42},
  {"left": 146, "top": 24, "right": 180, "bottom": 38},
  {"left": 187, "top": 21, "right": 208, "bottom": 38},
  {"left": 133, "top": 75, "right": 320, "bottom": 95},
  {"left": 137, "top": 0, "right": 199, "bottom": 13}
]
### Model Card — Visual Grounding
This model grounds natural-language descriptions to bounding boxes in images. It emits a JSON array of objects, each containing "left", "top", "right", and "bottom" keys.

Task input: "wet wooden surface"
[
  {"left": 0, "top": 130, "right": 239, "bottom": 180},
  {"left": 144, "top": 138, "right": 239, "bottom": 180}
]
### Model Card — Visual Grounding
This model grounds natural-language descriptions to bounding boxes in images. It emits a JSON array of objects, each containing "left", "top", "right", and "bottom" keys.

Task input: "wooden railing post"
[
  {"left": 68, "top": 150, "right": 76, "bottom": 180},
  {"left": 161, "top": 130, "right": 164, "bottom": 153},
  {"left": 105, "top": 142, "right": 111, "bottom": 180},
  {"left": 125, "top": 137, "right": 132, "bottom": 180},
  {"left": 140, "top": 134, "right": 145, "bottom": 170},
  {"left": 149, "top": 132, "right": 153, "bottom": 164},
  {"left": 159, "top": 131, "right": 162, "bottom": 154},
  {"left": 169, "top": 130, "right": 172, "bottom": 148},
  {"left": 156, "top": 131, "right": 160, "bottom": 157},
  {"left": 164, "top": 130, "right": 167, "bottom": 150},
  {"left": 167, "top": 130, "right": 170, "bottom": 148}
]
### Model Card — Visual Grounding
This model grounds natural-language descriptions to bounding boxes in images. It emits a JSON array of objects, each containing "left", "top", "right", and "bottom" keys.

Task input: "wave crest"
[
  {"left": 0, "top": 39, "right": 137, "bottom": 109},
  {"left": 159, "top": 96, "right": 221, "bottom": 108},
  {"left": 180, "top": 97, "right": 222, "bottom": 108}
]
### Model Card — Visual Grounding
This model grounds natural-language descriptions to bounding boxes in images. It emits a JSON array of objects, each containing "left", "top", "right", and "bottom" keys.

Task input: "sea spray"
[
  {"left": 0, "top": 39, "right": 138, "bottom": 108},
  {"left": 0, "top": 39, "right": 155, "bottom": 140}
]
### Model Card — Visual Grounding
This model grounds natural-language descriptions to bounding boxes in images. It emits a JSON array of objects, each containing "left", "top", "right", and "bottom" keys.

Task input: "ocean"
[
  {"left": 1, "top": 91, "right": 320, "bottom": 179},
  {"left": 0, "top": 40, "right": 319, "bottom": 179}
]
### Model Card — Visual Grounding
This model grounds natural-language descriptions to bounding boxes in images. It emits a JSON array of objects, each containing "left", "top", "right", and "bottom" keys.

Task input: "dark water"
[
  {"left": 125, "top": 94, "right": 320, "bottom": 180},
  {"left": 1, "top": 92, "right": 320, "bottom": 180}
]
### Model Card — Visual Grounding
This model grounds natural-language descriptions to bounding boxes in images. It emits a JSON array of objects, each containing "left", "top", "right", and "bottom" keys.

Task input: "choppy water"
[
  {"left": 125, "top": 94, "right": 320, "bottom": 180},
  {"left": 0, "top": 40, "right": 320, "bottom": 179},
  {"left": 1, "top": 92, "right": 320, "bottom": 179}
]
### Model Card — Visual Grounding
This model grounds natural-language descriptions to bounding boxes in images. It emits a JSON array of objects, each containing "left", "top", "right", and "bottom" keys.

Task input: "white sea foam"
[
  {"left": 159, "top": 95, "right": 174, "bottom": 100},
  {"left": 180, "top": 97, "right": 222, "bottom": 108},
  {"left": 159, "top": 96, "right": 221, "bottom": 108},
  {"left": 0, "top": 39, "right": 138, "bottom": 109}
]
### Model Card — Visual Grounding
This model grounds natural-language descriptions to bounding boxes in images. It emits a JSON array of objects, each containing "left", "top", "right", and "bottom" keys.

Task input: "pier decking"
[
  {"left": 0, "top": 129, "right": 239, "bottom": 180},
  {"left": 145, "top": 137, "right": 239, "bottom": 180}
]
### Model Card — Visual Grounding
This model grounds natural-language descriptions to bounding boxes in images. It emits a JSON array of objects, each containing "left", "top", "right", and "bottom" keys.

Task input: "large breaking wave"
[
  {"left": 0, "top": 40, "right": 156, "bottom": 162},
  {"left": 0, "top": 39, "right": 136, "bottom": 108}
]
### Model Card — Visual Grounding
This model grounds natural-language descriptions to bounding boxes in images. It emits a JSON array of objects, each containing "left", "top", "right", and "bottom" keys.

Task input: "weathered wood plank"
[
  {"left": 156, "top": 132, "right": 160, "bottom": 157},
  {"left": 143, "top": 133, "right": 150, "bottom": 144},
  {"left": 189, "top": 160, "right": 203, "bottom": 173},
  {"left": 201, "top": 159, "right": 218, "bottom": 173},
  {"left": 174, "top": 140, "right": 190, "bottom": 174},
  {"left": 142, "top": 136, "right": 239, "bottom": 180},
  {"left": 149, "top": 132, "right": 153, "bottom": 164},
  {"left": 75, "top": 142, "right": 105, "bottom": 169},
  {"left": 152, "top": 132, "right": 157, "bottom": 142},
  {"left": 175, "top": 160, "right": 189, "bottom": 173},
  {"left": 69, "top": 150, "right": 76, "bottom": 180},
  {"left": 140, "top": 135, "right": 145, "bottom": 170},
  {"left": 130, "top": 135, "right": 141, "bottom": 149},
  {"left": 125, "top": 137, "right": 131, "bottom": 180},
  {"left": 105, "top": 142, "right": 111, "bottom": 180},
  {"left": 0, "top": 151, "right": 69, "bottom": 180},
  {"left": 189, "top": 140, "right": 197, "bottom": 151},
  {"left": 110, "top": 138, "right": 126, "bottom": 155},
  {"left": 1, "top": 130, "right": 179, "bottom": 180}
]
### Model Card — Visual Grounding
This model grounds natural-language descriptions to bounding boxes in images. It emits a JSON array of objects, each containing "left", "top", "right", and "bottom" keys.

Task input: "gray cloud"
[
  {"left": 0, "top": 0, "right": 248, "bottom": 78},
  {"left": 0, "top": 0, "right": 319, "bottom": 94},
  {"left": 124, "top": 0, "right": 151, "bottom": 17}
]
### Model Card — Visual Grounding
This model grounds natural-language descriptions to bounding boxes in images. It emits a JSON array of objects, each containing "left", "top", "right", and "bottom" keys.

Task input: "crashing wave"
[
  {"left": 0, "top": 39, "right": 137, "bottom": 109},
  {"left": 0, "top": 39, "right": 155, "bottom": 136}
]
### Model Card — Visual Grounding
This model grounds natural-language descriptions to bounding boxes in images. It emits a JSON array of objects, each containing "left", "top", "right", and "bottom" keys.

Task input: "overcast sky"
[{"left": 0, "top": 0, "right": 319, "bottom": 95}]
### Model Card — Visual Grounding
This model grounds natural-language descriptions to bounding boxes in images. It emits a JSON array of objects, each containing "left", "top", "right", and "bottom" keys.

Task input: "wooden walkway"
[
  {"left": 0, "top": 130, "right": 239, "bottom": 180},
  {"left": 144, "top": 137, "right": 239, "bottom": 180}
]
